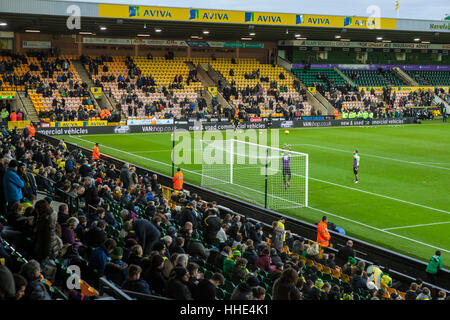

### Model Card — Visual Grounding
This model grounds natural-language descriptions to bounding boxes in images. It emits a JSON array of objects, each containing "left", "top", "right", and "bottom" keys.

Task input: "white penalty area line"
[
  {"left": 382, "top": 221, "right": 450, "bottom": 231},
  {"left": 69, "top": 136, "right": 449, "bottom": 253},
  {"left": 293, "top": 143, "right": 450, "bottom": 172}
]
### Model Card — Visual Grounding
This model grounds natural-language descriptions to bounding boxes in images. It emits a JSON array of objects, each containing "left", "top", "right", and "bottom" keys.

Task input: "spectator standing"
[
  {"left": 316, "top": 216, "right": 331, "bottom": 248},
  {"left": 425, "top": 250, "right": 443, "bottom": 284}
]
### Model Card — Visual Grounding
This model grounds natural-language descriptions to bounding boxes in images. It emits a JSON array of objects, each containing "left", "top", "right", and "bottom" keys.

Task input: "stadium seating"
[
  {"left": 340, "top": 69, "right": 406, "bottom": 87},
  {"left": 291, "top": 68, "right": 348, "bottom": 91},
  {"left": 403, "top": 70, "right": 450, "bottom": 86}
]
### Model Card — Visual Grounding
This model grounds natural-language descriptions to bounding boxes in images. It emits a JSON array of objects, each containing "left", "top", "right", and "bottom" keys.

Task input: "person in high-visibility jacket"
[
  {"left": 317, "top": 216, "right": 331, "bottom": 247},
  {"left": 277, "top": 218, "right": 286, "bottom": 242},
  {"left": 9, "top": 111, "right": 17, "bottom": 122},
  {"left": 92, "top": 143, "right": 100, "bottom": 161},
  {"left": 27, "top": 123, "right": 36, "bottom": 137},
  {"left": 172, "top": 167, "right": 183, "bottom": 191}
]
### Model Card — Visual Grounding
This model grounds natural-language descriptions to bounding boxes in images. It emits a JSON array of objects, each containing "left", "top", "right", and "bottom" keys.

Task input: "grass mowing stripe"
[
  {"left": 294, "top": 143, "right": 450, "bottom": 172},
  {"left": 69, "top": 135, "right": 450, "bottom": 254}
]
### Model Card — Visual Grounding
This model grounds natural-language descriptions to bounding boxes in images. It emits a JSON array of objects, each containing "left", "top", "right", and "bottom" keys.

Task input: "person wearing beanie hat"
[
  {"left": 166, "top": 266, "right": 192, "bottom": 300},
  {"left": 223, "top": 250, "right": 241, "bottom": 276},
  {"left": 0, "top": 265, "right": 16, "bottom": 300},
  {"left": 229, "top": 274, "right": 259, "bottom": 300},
  {"left": 143, "top": 254, "right": 167, "bottom": 296},
  {"left": 104, "top": 246, "right": 129, "bottom": 287},
  {"left": 246, "top": 275, "right": 260, "bottom": 288}
]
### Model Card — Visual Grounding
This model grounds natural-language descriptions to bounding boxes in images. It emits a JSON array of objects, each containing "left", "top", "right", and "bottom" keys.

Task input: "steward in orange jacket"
[
  {"left": 92, "top": 143, "right": 100, "bottom": 160},
  {"left": 27, "top": 123, "right": 36, "bottom": 137},
  {"left": 317, "top": 216, "right": 331, "bottom": 247},
  {"left": 172, "top": 167, "right": 183, "bottom": 190}
]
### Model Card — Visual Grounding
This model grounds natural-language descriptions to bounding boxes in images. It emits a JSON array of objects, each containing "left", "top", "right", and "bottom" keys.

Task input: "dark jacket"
[
  {"left": 85, "top": 226, "right": 107, "bottom": 248},
  {"left": 88, "top": 243, "right": 110, "bottom": 274},
  {"left": 24, "top": 278, "right": 52, "bottom": 300},
  {"left": 143, "top": 267, "right": 167, "bottom": 295},
  {"left": 104, "top": 259, "right": 128, "bottom": 286},
  {"left": 133, "top": 219, "right": 161, "bottom": 256},
  {"left": 194, "top": 278, "right": 216, "bottom": 300},
  {"left": 203, "top": 214, "right": 221, "bottom": 244},
  {"left": 230, "top": 282, "right": 252, "bottom": 300},
  {"left": 185, "top": 239, "right": 208, "bottom": 260},
  {"left": 34, "top": 212, "right": 60, "bottom": 260},
  {"left": 84, "top": 183, "right": 100, "bottom": 209},
  {"left": 120, "top": 167, "right": 131, "bottom": 189},
  {"left": 179, "top": 207, "right": 198, "bottom": 229},
  {"left": 338, "top": 245, "right": 355, "bottom": 264},
  {"left": 272, "top": 278, "right": 299, "bottom": 300},
  {"left": 166, "top": 278, "right": 193, "bottom": 300},
  {"left": 121, "top": 279, "right": 151, "bottom": 295},
  {"left": 351, "top": 275, "right": 368, "bottom": 290}
]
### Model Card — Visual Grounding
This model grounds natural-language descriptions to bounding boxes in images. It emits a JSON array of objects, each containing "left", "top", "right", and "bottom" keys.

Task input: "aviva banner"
[{"left": 98, "top": 4, "right": 397, "bottom": 30}]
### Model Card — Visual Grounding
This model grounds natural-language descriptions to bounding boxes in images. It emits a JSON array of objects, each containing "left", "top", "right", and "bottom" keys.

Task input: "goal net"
[{"left": 200, "top": 139, "right": 308, "bottom": 209}]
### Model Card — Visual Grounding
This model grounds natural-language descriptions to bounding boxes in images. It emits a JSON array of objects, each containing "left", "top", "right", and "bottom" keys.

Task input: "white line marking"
[
  {"left": 382, "top": 221, "right": 450, "bottom": 231},
  {"left": 294, "top": 143, "right": 450, "bottom": 171},
  {"left": 68, "top": 136, "right": 450, "bottom": 253}
]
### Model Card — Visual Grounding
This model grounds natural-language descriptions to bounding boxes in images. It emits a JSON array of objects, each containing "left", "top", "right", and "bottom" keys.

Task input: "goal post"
[{"left": 200, "top": 139, "right": 308, "bottom": 209}]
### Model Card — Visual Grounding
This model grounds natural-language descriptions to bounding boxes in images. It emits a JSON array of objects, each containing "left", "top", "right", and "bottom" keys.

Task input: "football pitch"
[{"left": 58, "top": 120, "right": 450, "bottom": 268}]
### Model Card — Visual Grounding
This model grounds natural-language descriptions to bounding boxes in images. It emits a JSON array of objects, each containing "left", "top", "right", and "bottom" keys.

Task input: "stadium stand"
[
  {"left": 0, "top": 52, "right": 99, "bottom": 122},
  {"left": 0, "top": 127, "right": 448, "bottom": 301},
  {"left": 82, "top": 55, "right": 206, "bottom": 120},
  {"left": 189, "top": 57, "right": 314, "bottom": 118}
]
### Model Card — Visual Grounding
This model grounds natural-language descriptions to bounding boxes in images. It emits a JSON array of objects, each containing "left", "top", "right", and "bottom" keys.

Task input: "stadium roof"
[{"left": 0, "top": 0, "right": 449, "bottom": 44}]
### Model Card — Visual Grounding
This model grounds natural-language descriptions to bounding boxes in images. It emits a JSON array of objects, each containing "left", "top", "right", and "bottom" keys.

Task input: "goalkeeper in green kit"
[{"left": 353, "top": 150, "right": 360, "bottom": 183}]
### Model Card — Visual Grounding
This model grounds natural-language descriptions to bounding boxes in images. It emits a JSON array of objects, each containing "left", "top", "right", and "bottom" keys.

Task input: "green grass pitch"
[{"left": 58, "top": 120, "right": 450, "bottom": 268}]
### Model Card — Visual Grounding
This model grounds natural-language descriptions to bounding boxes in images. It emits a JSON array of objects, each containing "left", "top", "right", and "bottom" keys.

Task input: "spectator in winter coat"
[
  {"left": 271, "top": 221, "right": 284, "bottom": 252},
  {"left": 215, "top": 246, "right": 231, "bottom": 270},
  {"left": 104, "top": 247, "right": 128, "bottom": 286},
  {"left": 121, "top": 264, "right": 151, "bottom": 295},
  {"left": 350, "top": 268, "right": 369, "bottom": 291},
  {"left": 85, "top": 220, "right": 107, "bottom": 248},
  {"left": 272, "top": 268, "right": 301, "bottom": 300},
  {"left": 33, "top": 200, "right": 61, "bottom": 261},
  {"left": 255, "top": 246, "right": 272, "bottom": 272},
  {"left": 194, "top": 272, "right": 224, "bottom": 300},
  {"left": 337, "top": 240, "right": 355, "bottom": 264},
  {"left": 231, "top": 258, "right": 249, "bottom": 282},
  {"left": 120, "top": 163, "right": 131, "bottom": 190},
  {"left": 231, "top": 276, "right": 260, "bottom": 300},
  {"left": 143, "top": 254, "right": 167, "bottom": 295},
  {"left": 405, "top": 282, "right": 419, "bottom": 300},
  {"left": 166, "top": 266, "right": 193, "bottom": 300},
  {"left": 203, "top": 209, "right": 221, "bottom": 245},
  {"left": 3, "top": 160, "right": 24, "bottom": 215},
  {"left": 88, "top": 239, "right": 117, "bottom": 274},
  {"left": 425, "top": 250, "right": 443, "bottom": 284},
  {"left": 124, "top": 218, "right": 161, "bottom": 256},
  {"left": 20, "top": 260, "right": 51, "bottom": 300}
]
